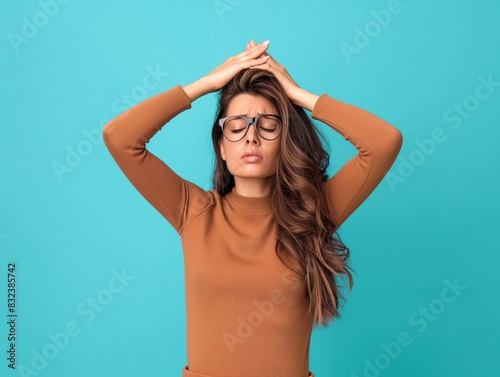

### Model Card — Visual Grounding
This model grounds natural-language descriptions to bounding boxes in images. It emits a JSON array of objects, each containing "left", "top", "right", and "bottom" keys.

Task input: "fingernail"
[{"left": 262, "top": 40, "right": 270, "bottom": 46}]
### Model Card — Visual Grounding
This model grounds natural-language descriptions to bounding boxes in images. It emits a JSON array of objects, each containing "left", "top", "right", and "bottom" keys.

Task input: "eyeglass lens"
[{"left": 223, "top": 116, "right": 281, "bottom": 141}]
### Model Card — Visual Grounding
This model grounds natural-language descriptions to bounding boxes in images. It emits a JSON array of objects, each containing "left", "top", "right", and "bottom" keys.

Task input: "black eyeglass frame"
[{"left": 218, "top": 114, "right": 282, "bottom": 142}]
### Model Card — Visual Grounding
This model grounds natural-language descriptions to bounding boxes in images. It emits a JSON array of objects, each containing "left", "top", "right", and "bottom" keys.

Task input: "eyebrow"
[
  {"left": 239, "top": 112, "right": 263, "bottom": 116},
  {"left": 223, "top": 112, "right": 280, "bottom": 118}
]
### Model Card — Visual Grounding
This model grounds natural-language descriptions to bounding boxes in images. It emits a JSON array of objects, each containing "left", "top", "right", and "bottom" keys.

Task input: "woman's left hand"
[
  {"left": 246, "top": 40, "right": 300, "bottom": 99},
  {"left": 246, "top": 40, "right": 319, "bottom": 111}
]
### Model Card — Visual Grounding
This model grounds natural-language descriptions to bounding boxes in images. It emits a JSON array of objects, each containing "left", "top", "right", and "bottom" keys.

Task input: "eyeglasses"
[{"left": 219, "top": 114, "right": 282, "bottom": 142}]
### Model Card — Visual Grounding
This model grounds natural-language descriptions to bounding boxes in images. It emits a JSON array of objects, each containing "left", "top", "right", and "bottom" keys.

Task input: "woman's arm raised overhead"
[
  {"left": 102, "top": 86, "right": 195, "bottom": 231},
  {"left": 102, "top": 42, "right": 273, "bottom": 232},
  {"left": 251, "top": 41, "right": 403, "bottom": 230},
  {"left": 311, "top": 95, "right": 403, "bottom": 230}
]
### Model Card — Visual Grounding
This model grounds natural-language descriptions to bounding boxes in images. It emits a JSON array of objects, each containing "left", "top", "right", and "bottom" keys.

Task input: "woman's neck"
[{"left": 233, "top": 177, "right": 273, "bottom": 197}]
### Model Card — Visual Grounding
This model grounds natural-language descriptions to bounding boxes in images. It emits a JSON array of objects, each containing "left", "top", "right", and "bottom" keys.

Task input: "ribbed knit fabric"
[{"left": 103, "top": 84, "right": 403, "bottom": 377}]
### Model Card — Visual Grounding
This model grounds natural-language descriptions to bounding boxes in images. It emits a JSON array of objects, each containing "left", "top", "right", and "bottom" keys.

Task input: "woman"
[{"left": 103, "top": 40, "right": 403, "bottom": 377}]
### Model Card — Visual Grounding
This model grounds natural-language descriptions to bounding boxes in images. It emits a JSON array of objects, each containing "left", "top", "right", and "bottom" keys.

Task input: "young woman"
[{"left": 103, "top": 40, "right": 403, "bottom": 377}]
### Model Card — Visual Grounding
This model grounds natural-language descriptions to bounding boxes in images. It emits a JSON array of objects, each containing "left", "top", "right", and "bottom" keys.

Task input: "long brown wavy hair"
[{"left": 211, "top": 69, "right": 354, "bottom": 327}]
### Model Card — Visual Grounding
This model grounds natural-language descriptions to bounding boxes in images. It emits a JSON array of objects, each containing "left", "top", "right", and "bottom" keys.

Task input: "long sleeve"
[
  {"left": 311, "top": 94, "right": 403, "bottom": 231},
  {"left": 102, "top": 85, "right": 212, "bottom": 233}
]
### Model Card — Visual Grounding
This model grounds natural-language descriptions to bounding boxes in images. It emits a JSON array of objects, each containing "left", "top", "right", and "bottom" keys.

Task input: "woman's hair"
[{"left": 211, "top": 69, "right": 354, "bottom": 327}]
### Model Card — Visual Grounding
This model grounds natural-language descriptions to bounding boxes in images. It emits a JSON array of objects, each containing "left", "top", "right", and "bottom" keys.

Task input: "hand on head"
[
  {"left": 245, "top": 40, "right": 301, "bottom": 103},
  {"left": 185, "top": 40, "right": 309, "bottom": 107},
  {"left": 204, "top": 40, "right": 270, "bottom": 92},
  {"left": 205, "top": 40, "right": 301, "bottom": 97}
]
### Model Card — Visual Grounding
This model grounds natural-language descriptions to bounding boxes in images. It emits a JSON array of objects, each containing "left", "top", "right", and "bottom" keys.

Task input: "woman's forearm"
[
  {"left": 102, "top": 85, "right": 195, "bottom": 230},
  {"left": 291, "top": 87, "right": 320, "bottom": 112},
  {"left": 313, "top": 95, "right": 403, "bottom": 229},
  {"left": 103, "top": 86, "right": 192, "bottom": 151},
  {"left": 182, "top": 77, "right": 213, "bottom": 102}
]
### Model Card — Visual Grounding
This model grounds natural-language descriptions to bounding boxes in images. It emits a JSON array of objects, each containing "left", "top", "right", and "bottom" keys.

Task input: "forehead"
[{"left": 225, "top": 93, "right": 277, "bottom": 116}]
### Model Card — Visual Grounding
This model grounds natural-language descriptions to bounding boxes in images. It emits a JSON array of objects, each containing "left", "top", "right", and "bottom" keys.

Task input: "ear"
[{"left": 219, "top": 139, "right": 226, "bottom": 160}]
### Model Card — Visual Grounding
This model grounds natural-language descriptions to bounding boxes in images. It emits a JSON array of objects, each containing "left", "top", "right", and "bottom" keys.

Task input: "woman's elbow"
[
  {"left": 102, "top": 120, "right": 119, "bottom": 152},
  {"left": 382, "top": 127, "right": 403, "bottom": 164},
  {"left": 392, "top": 127, "right": 403, "bottom": 150},
  {"left": 385, "top": 125, "right": 403, "bottom": 154}
]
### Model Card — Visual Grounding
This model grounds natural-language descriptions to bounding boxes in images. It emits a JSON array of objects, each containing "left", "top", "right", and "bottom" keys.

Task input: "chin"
[
  {"left": 232, "top": 170, "right": 275, "bottom": 179},
  {"left": 227, "top": 163, "right": 276, "bottom": 178}
]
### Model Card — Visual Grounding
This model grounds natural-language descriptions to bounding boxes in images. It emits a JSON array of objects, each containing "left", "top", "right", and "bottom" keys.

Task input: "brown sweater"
[{"left": 103, "top": 85, "right": 403, "bottom": 377}]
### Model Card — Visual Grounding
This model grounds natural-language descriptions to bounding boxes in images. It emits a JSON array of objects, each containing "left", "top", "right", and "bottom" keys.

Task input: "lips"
[{"left": 241, "top": 150, "right": 263, "bottom": 159}]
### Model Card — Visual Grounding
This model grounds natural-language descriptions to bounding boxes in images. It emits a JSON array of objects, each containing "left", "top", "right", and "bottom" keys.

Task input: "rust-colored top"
[{"left": 103, "top": 85, "right": 403, "bottom": 377}]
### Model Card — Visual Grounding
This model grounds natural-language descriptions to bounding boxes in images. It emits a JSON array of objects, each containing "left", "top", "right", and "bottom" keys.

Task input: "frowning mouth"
[{"left": 241, "top": 150, "right": 263, "bottom": 161}]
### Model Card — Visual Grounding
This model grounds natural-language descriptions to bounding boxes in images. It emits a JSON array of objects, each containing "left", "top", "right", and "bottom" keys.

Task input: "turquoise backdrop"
[{"left": 1, "top": 0, "right": 499, "bottom": 376}]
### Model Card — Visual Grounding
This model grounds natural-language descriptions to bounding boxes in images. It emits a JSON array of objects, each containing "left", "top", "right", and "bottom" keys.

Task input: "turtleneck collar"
[{"left": 224, "top": 187, "right": 272, "bottom": 214}]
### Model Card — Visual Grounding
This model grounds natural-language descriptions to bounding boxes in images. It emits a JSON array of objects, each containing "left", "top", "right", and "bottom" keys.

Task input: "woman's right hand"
[
  {"left": 183, "top": 41, "right": 270, "bottom": 101},
  {"left": 205, "top": 40, "right": 270, "bottom": 91}
]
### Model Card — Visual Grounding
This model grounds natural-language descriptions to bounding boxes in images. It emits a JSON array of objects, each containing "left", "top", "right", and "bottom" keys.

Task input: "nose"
[{"left": 245, "top": 122, "right": 260, "bottom": 144}]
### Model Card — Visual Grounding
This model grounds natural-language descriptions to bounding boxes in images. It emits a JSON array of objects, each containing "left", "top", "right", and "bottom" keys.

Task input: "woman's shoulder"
[{"left": 182, "top": 180, "right": 219, "bottom": 209}]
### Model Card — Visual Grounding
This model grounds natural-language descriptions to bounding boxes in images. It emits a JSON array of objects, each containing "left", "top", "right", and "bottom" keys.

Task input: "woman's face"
[{"left": 219, "top": 93, "right": 281, "bottom": 181}]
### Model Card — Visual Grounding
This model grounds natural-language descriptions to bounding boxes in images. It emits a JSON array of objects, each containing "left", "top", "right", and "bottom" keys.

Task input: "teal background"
[{"left": 1, "top": 0, "right": 499, "bottom": 376}]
